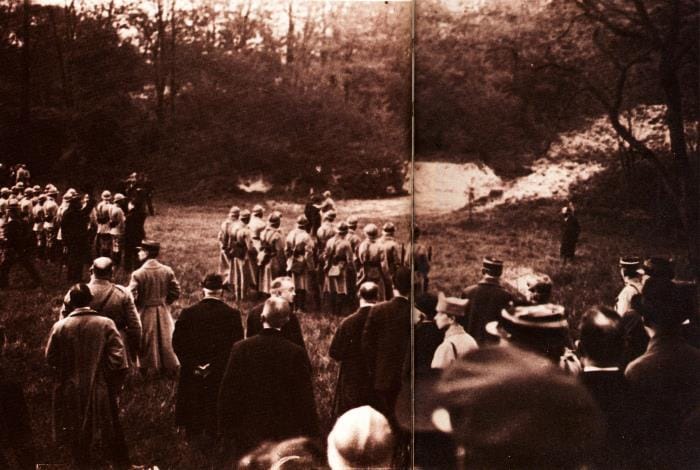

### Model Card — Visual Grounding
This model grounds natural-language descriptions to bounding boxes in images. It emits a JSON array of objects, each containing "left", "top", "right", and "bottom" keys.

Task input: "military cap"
[
  {"left": 483, "top": 257, "right": 504, "bottom": 270},
  {"left": 38, "top": 193, "right": 47, "bottom": 201},
  {"left": 268, "top": 212, "right": 281, "bottom": 224},
  {"left": 31, "top": 184, "right": 40, "bottom": 192},
  {"left": 323, "top": 210, "right": 337, "bottom": 221},
  {"left": 229, "top": 206, "right": 240, "bottom": 215},
  {"left": 113, "top": 193, "right": 126, "bottom": 202},
  {"left": 296, "top": 214, "right": 308, "bottom": 227},
  {"left": 337, "top": 221, "right": 349, "bottom": 234},
  {"left": 0, "top": 187, "right": 10, "bottom": 196},
  {"left": 437, "top": 292, "right": 469, "bottom": 317},
  {"left": 252, "top": 204, "right": 264, "bottom": 215},
  {"left": 201, "top": 273, "right": 224, "bottom": 291},
  {"left": 619, "top": 256, "right": 641, "bottom": 268},
  {"left": 101, "top": 190, "right": 112, "bottom": 200},
  {"left": 68, "top": 283, "right": 93, "bottom": 308},
  {"left": 347, "top": 216, "right": 358, "bottom": 228},
  {"left": 138, "top": 240, "right": 160, "bottom": 251},
  {"left": 240, "top": 209, "right": 251, "bottom": 220},
  {"left": 382, "top": 222, "right": 396, "bottom": 233},
  {"left": 16, "top": 182, "right": 24, "bottom": 189},
  {"left": 363, "top": 223, "right": 379, "bottom": 238}
]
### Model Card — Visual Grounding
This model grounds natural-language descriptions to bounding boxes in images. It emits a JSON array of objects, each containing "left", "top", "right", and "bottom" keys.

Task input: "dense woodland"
[
  {"left": 0, "top": 0, "right": 411, "bottom": 196},
  {"left": 417, "top": 0, "right": 699, "bottom": 277}
]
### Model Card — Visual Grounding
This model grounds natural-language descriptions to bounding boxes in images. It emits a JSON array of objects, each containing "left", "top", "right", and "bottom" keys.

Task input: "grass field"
[{"left": 0, "top": 197, "right": 410, "bottom": 469}]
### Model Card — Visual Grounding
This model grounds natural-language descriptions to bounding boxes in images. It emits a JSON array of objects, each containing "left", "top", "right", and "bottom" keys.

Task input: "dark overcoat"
[
  {"left": 361, "top": 296, "right": 411, "bottom": 416},
  {"left": 329, "top": 305, "right": 373, "bottom": 419},
  {"left": 172, "top": 297, "right": 243, "bottom": 434},
  {"left": 560, "top": 214, "right": 580, "bottom": 258},
  {"left": 461, "top": 278, "right": 514, "bottom": 344},
  {"left": 217, "top": 329, "right": 319, "bottom": 457}
]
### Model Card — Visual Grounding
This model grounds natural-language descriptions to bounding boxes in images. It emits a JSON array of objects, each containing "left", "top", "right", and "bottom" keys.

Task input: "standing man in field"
[
  {"left": 218, "top": 206, "right": 240, "bottom": 282},
  {"left": 285, "top": 215, "right": 315, "bottom": 312},
  {"left": 46, "top": 283, "right": 130, "bottom": 469},
  {"left": 245, "top": 276, "right": 306, "bottom": 350},
  {"left": 0, "top": 203, "right": 41, "bottom": 289},
  {"left": 461, "top": 257, "right": 514, "bottom": 344},
  {"left": 258, "top": 212, "right": 286, "bottom": 295},
  {"left": 357, "top": 224, "right": 387, "bottom": 301},
  {"left": 218, "top": 297, "right": 319, "bottom": 462},
  {"left": 173, "top": 273, "right": 243, "bottom": 447},
  {"left": 129, "top": 240, "right": 181, "bottom": 376},
  {"left": 379, "top": 222, "right": 402, "bottom": 300},
  {"left": 60, "top": 193, "right": 94, "bottom": 283},
  {"left": 60, "top": 257, "right": 142, "bottom": 369},
  {"left": 323, "top": 221, "right": 354, "bottom": 315},
  {"left": 94, "top": 191, "right": 114, "bottom": 258},
  {"left": 560, "top": 204, "right": 580, "bottom": 263},
  {"left": 230, "top": 209, "right": 256, "bottom": 301}
]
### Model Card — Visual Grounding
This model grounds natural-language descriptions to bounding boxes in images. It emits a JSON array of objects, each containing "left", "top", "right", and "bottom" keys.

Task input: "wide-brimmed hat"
[
  {"left": 485, "top": 303, "right": 568, "bottom": 340},
  {"left": 436, "top": 292, "right": 468, "bottom": 317},
  {"left": 395, "top": 346, "right": 603, "bottom": 468}
]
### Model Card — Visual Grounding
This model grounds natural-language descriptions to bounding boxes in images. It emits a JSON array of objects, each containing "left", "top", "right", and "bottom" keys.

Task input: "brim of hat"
[
  {"left": 485, "top": 321, "right": 508, "bottom": 339},
  {"left": 395, "top": 370, "right": 446, "bottom": 434}
]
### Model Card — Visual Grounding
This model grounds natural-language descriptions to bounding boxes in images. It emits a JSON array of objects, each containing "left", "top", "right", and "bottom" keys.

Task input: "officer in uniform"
[
  {"left": 230, "top": 209, "right": 256, "bottom": 301},
  {"left": 218, "top": 206, "right": 240, "bottom": 280},
  {"left": 316, "top": 210, "right": 337, "bottom": 303},
  {"left": 379, "top": 222, "right": 402, "bottom": 300},
  {"left": 410, "top": 225, "right": 432, "bottom": 294},
  {"left": 248, "top": 205, "right": 267, "bottom": 251},
  {"left": 110, "top": 194, "right": 127, "bottom": 268},
  {"left": 323, "top": 222, "right": 354, "bottom": 315},
  {"left": 285, "top": 215, "right": 315, "bottom": 312},
  {"left": 560, "top": 205, "right": 580, "bottom": 262},
  {"left": 43, "top": 186, "right": 59, "bottom": 262},
  {"left": 461, "top": 257, "right": 514, "bottom": 344},
  {"left": 258, "top": 212, "right": 285, "bottom": 295},
  {"left": 31, "top": 193, "right": 47, "bottom": 260},
  {"left": 616, "top": 256, "right": 644, "bottom": 315},
  {"left": 19, "top": 188, "right": 33, "bottom": 221},
  {"left": 95, "top": 190, "right": 114, "bottom": 258},
  {"left": 0, "top": 202, "right": 41, "bottom": 289},
  {"left": 357, "top": 223, "right": 388, "bottom": 302}
]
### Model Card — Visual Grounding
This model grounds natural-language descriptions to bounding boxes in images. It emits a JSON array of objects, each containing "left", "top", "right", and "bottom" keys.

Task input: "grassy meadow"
[{"left": 0, "top": 197, "right": 410, "bottom": 469}]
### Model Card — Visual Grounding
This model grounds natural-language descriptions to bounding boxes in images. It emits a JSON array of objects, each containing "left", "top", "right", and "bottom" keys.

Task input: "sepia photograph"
[
  {"left": 413, "top": 0, "right": 698, "bottom": 469},
  {"left": 1, "top": 0, "right": 699, "bottom": 468},
  {"left": 0, "top": 0, "right": 411, "bottom": 467}
]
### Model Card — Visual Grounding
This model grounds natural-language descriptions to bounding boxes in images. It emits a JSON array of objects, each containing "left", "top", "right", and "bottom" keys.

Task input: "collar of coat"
[
  {"left": 67, "top": 307, "right": 99, "bottom": 317},
  {"left": 479, "top": 276, "right": 501, "bottom": 286},
  {"left": 141, "top": 259, "right": 162, "bottom": 269},
  {"left": 260, "top": 327, "right": 283, "bottom": 335}
]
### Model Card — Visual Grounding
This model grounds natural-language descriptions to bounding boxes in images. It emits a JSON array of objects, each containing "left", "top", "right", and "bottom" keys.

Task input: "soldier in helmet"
[
  {"left": 379, "top": 222, "right": 402, "bottom": 300},
  {"left": 94, "top": 191, "right": 114, "bottom": 258},
  {"left": 357, "top": 224, "right": 388, "bottom": 301},
  {"left": 410, "top": 225, "right": 432, "bottom": 294},
  {"left": 229, "top": 209, "right": 256, "bottom": 301},
  {"left": 109, "top": 194, "right": 127, "bottom": 268},
  {"left": 285, "top": 215, "right": 315, "bottom": 312},
  {"left": 323, "top": 222, "right": 355, "bottom": 315},
  {"left": 218, "top": 206, "right": 240, "bottom": 281},
  {"left": 43, "top": 187, "right": 59, "bottom": 262},
  {"left": 0, "top": 202, "right": 42, "bottom": 289},
  {"left": 249, "top": 205, "right": 267, "bottom": 250},
  {"left": 19, "top": 187, "right": 34, "bottom": 221},
  {"left": 258, "top": 212, "right": 286, "bottom": 295},
  {"left": 345, "top": 216, "right": 362, "bottom": 304},
  {"left": 31, "top": 193, "right": 48, "bottom": 259},
  {"left": 304, "top": 193, "right": 323, "bottom": 238}
]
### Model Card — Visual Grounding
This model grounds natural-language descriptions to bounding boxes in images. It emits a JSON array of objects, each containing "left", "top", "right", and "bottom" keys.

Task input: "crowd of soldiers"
[
  {"left": 2, "top": 167, "right": 699, "bottom": 470},
  {"left": 217, "top": 191, "right": 431, "bottom": 315},
  {"left": 0, "top": 169, "right": 155, "bottom": 289}
]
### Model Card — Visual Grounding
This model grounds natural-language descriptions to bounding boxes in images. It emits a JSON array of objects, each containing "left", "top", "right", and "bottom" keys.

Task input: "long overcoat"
[
  {"left": 218, "top": 329, "right": 319, "bottom": 458},
  {"left": 129, "top": 258, "right": 181, "bottom": 373},
  {"left": 173, "top": 297, "right": 243, "bottom": 434},
  {"left": 45, "top": 308, "right": 126, "bottom": 450}
]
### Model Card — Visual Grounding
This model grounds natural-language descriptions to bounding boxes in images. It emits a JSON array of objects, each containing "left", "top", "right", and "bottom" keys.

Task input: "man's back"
[
  {"left": 625, "top": 334, "right": 700, "bottom": 467},
  {"left": 461, "top": 279, "right": 513, "bottom": 343},
  {"left": 246, "top": 302, "right": 306, "bottom": 350},
  {"left": 218, "top": 329, "right": 319, "bottom": 455}
]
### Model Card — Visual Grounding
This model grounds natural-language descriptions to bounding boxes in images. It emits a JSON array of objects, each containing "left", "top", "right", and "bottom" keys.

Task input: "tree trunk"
[
  {"left": 155, "top": 0, "right": 166, "bottom": 128},
  {"left": 168, "top": 0, "right": 177, "bottom": 115},
  {"left": 19, "top": 0, "right": 31, "bottom": 131}
]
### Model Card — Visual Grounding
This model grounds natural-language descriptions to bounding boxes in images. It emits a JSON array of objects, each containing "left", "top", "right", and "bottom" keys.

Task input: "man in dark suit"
[
  {"left": 461, "top": 257, "right": 514, "bottom": 344},
  {"left": 329, "top": 282, "right": 378, "bottom": 420},
  {"left": 218, "top": 297, "right": 319, "bottom": 462},
  {"left": 245, "top": 276, "right": 306, "bottom": 350},
  {"left": 361, "top": 266, "right": 411, "bottom": 423},
  {"left": 625, "top": 277, "right": 700, "bottom": 469},
  {"left": 0, "top": 204, "right": 41, "bottom": 289},
  {"left": 172, "top": 274, "right": 243, "bottom": 446},
  {"left": 577, "top": 306, "right": 631, "bottom": 469}
]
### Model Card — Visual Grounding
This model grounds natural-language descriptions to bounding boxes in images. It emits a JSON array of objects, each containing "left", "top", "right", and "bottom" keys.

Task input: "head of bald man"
[
  {"left": 261, "top": 296, "right": 291, "bottom": 330},
  {"left": 91, "top": 257, "right": 114, "bottom": 280}
]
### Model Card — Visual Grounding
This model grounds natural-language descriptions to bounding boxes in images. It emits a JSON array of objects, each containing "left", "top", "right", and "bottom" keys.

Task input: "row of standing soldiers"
[
  {"left": 0, "top": 180, "right": 153, "bottom": 288},
  {"left": 218, "top": 204, "right": 432, "bottom": 314}
]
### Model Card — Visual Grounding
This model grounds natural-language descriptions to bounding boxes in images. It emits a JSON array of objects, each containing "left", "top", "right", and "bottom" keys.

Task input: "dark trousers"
[
  {"left": 65, "top": 244, "right": 86, "bottom": 283},
  {"left": 0, "top": 252, "right": 41, "bottom": 288}
]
